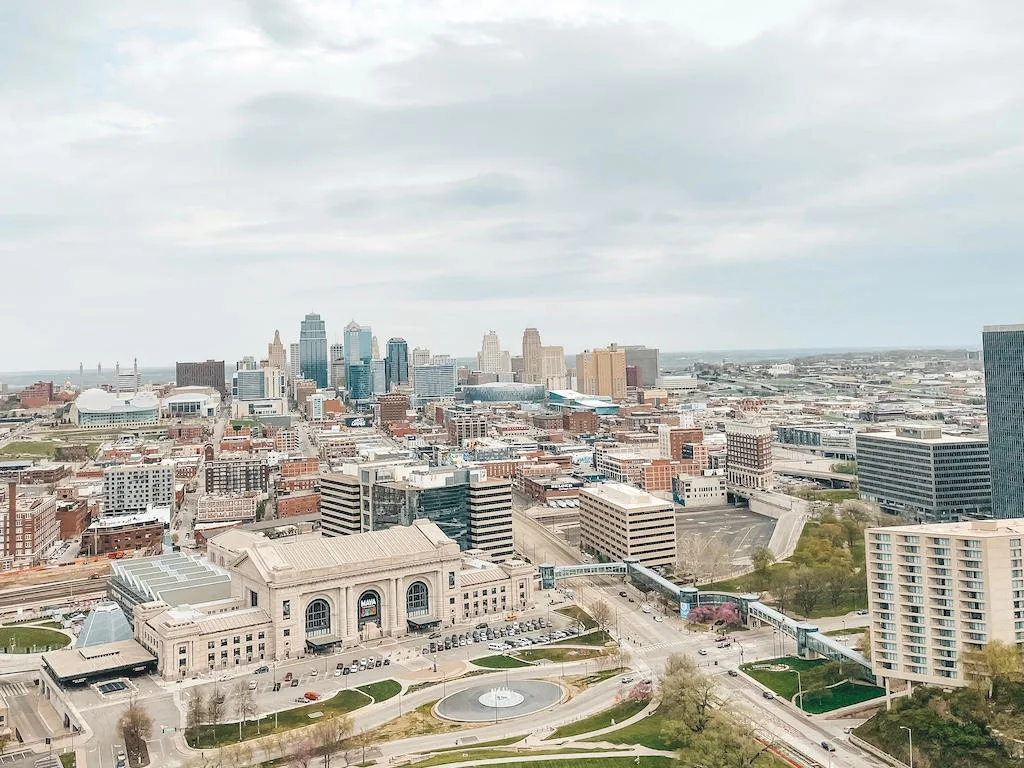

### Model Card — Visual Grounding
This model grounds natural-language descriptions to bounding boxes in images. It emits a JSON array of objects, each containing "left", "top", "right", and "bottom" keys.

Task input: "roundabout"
[{"left": 434, "top": 680, "right": 565, "bottom": 722}]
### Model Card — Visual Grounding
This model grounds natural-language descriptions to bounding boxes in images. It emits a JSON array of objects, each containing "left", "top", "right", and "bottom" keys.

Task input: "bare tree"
[
  {"left": 186, "top": 692, "right": 206, "bottom": 747},
  {"left": 312, "top": 715, "right": 354, "bottom": 768},
  {"left": 232, "top": 682, "right": 257, "bottom": 741},
  {"left": 704, "top": 539, "right": 731, "bottom": 584},
  {"left": 288, "top": 741, "right": 317, "bottom": 768},
  {"left": 206, "top": 686, "right": 228, "bottom": 734},
  {"left": 590, "top": 599, "right": 613, "bottom": 633},
  {"left": 118, "top": 700, "right": 154, "bottom": 765},
  {"left": 792, "top": 568, "right": 823, "bottom": 617},
  {"left": 222, "top": 743, "right": 253, "bottom": 768}
]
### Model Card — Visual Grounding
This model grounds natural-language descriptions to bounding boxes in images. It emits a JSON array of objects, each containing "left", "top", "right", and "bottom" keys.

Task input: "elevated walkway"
[{"left": 539, "top": 558, "right": 872, "bottom": 679}]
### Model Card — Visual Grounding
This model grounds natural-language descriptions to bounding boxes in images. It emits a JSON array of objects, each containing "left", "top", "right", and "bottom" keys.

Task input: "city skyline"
[{"left": 3, "top": 3, "right": 1022, "bottom": 369}]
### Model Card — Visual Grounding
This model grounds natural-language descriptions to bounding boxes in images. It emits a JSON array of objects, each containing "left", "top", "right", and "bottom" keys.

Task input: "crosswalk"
[{"left": 0, "top": 681, "right": 31, "bottom": 697}]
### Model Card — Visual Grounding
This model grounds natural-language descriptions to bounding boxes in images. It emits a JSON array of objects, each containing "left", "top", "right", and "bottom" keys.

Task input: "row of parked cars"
[
  {"left": 423, "top": 618, "right": 557, "bottom": 654},
  {"left": 488, "top": 625, "right": 579, "bottom": 652}
]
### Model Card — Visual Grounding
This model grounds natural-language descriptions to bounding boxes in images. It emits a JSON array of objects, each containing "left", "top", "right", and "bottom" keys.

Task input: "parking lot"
[
  {"left": 421, "top": 616, "right": 567, "bottom": 655},
  {"left": 676, "top": 504, "right": 776, "bottom": 567}
]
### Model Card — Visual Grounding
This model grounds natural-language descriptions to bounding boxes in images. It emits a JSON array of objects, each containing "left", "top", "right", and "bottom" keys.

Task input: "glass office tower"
[
  {"left": 386, "top": 338, "right": 409, "bottom": 389},
  {"left": 983, "top": 324, "right": 1024, "bottom": 518},
  {"left": 344, "top": 321, "right": 372, "bottom": 392},
  {"left": 298, "top": 313, "right": 328, "bottom": 388}
]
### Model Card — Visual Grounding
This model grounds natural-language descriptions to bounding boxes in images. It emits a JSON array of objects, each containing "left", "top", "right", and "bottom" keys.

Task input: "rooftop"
[
  {"left": 110, "top": 552, "right": 232, "bottom": 605},
  {"left": 43, "top": 639, "right": 156, "bottom": 682},
  {"left": 869, "top": 519, "right": 1024, "bottom": 538},
  {"left": 580, "top": 482, "right": 672, "bottom": 509},
  {"left": 75, "top": 601, "right": 133, "bottom": 648}
]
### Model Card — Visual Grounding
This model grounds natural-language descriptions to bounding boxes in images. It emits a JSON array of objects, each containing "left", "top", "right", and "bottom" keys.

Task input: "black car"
[
  {"left": 342, "top": 667, "right": 350, "bottom": 675},
  {"left": 272, "top": 682, "right": 281, "bottom": 691},
  {"left": 476, "top": 622, "right": 488, "bottom": 629},
  {"left": 290, "top": 678, "right": 299, "bottom": 687},
  {"left": 383, "top": 657, "right": 390, "bottom": 666},
  {"left": 255, "top": 665, "right": 270, "bottom": 674},
  {"left": 429, "top": 631, "right": 442, "bottom": 639}
]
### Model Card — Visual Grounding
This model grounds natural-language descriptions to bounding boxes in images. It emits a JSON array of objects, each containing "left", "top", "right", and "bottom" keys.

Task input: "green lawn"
[
  {"left": 602, "top": 709, "right": 674, "bottom": 751},
  {"left": 556, "top": 606, "right": 598, "bottom": 630},
  {"left": 823, "top": 626, "right": 867, "bottom": 638},
  {"left": 547, "top": 698, "right": 650, "bottom": 740},
  {"left": 59, "top": 754, "right": 76, "bottom": 768},
  {"left": 356, "top": 679, "right": 401, "bottom": 702},
  {"left": 740, "top": 657, "right": 884, "bottom": 714},
  {"left": 0, "top": 625, "right": 70, "bottom": 652},
  {"left": 185, "top": 689, "right": 370, "bottom": 748},
  {"left": 517, "top": 647, "right": 604, "bottom": 664},
  {"left": 553, "top": 630, "right": 613, "bottom": 647},
  {"left": 471, "top": 654, "right": 533, "bottom": 669},
  {"left": 576, "top": 667, "right": 626, "bottom": 687},
  {"left": 800, "top": 680, "right": 884, "bottom": 713},
  {"left": 0, "top": 441, "right": 56, "bottom": 457}
]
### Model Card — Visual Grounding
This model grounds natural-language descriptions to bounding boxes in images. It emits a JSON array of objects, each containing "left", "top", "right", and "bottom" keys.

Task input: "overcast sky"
[{"left": 2, "top": 1, "right": 1022, "bottom": 371}]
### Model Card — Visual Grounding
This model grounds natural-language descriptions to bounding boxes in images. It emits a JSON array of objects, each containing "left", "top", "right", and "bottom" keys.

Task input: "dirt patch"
[
  {"left": 360, "top": 701, "right": 485, "bottom": 743},
  {"left": 0, "top": 560, "right": 111, "bottom": 589}
]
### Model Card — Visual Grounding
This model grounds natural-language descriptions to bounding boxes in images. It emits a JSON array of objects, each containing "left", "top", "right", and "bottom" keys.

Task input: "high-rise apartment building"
[
  {"left": 299, "top": 313, "right": 328, "bottom": 388},
  {"left": 866, "top": 519, "right": 1024, "bottom": 688},
  {"left": 267, "top": 330, "right": 287, "bottom": 371},
  {"left": 477, "top": 332, "right": 512, "bottom": 374},
  {"left": 205, "top": 459, "right": 269, "bottom": 494},
  {"left": 725, "top": 422, "right": 773, "bottom": 490},
  {"left": 579, "top": 483, "right": 676, "bottom": 568},
  {"left": 176, "top": 360, "right": 227, "bottom": 398},
  {"left": 522, "top": 328, "right": 544, "bottom": 385},
  {"left": 576, "top": 345, "right": 627, "bottom": 400},
  {"left": 623, "top": 345, "right": 660, "bottom": 388},
  {"left": 386, "top": 338, "right": 409, "bottom": 389},
  {"left": 103, "top": 463, "right": 175, "bottom": 515},
  {"left": 289, "top": 343, "right": 301, "bottom": 380},
  {"left": 857, "top": 426, "right": 991, "bottom": 522},
  {"left": 319, "top": 473, "right": 361, "bottom": 537},
  {"left": 983, "top": 324, "right": 1024, "bottom": 518}
]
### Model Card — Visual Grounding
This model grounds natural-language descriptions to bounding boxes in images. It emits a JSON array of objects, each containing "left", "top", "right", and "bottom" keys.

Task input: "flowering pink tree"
[{"left": 688, "top": 602, "right": 742, "bottom": 627}]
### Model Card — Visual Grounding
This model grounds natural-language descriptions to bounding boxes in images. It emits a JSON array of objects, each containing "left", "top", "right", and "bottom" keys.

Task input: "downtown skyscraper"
[
  {"left": 344, "top": 321, "right": 373, "bottom": 400},
  {"left": 983, "top": 324, "right": 1024, "bottom": 518},
  {"left": 386, "top": 338, "right": 409, "bottom": 389},
  {"left": 298, "top": 312, "right": 328, "bottom": 388}
]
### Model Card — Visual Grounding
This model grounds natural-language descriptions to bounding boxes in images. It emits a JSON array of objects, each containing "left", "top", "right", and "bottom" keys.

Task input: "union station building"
[{"left": 133, "top": 520, "right": 535, "bottom": 679}]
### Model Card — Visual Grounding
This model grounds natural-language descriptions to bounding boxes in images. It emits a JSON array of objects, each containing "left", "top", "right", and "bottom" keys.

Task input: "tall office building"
[
  {"left": 579, "top": 483, "right": 676, "bottom": 568},
  {"left": 725, "top": 422, "right": 774, "bottom": 491},
  {"left": 575, "top": 345, "right": 627, "bottom": 400},
  {"left": 857, "top": 426, "right": 991, "bottom": 522},
  {"left": 347, "top": 361, "right": 372, "bottom": 401},
  {"left": 386, "top": 338, "right": 409, "bottom": 389},
  {"left": 289, "top": 343, "right": 301, "bottom": 380},
  {"left": 232, "top": 368, "right": 286, "bottom": 401},
  {"left": 371, "top": 360, "right": 387, "bottom": 395},
  {"left": 623, "top": 345, "right": 660, "bottom": 388},
  {"left": 299, "top": 313, "right": 328, "bottom": 388},
  {"left": 477, "top": 332, "right": 512, "bottom": 374},
  {"left": 329, "top": 343, "right": 346, "bottom": 388},
  {"left": 319, "top": 464, "right": 514, "bottom": 559},
  {"left": 176, "top": 360, "right": 227, "bottom": 398},
  {"left": 267, "top": 330, "right": 287, "bottom": 371},
  {"left": 865, "top": 519, "right": 1024, "bottom": 688},
  {"left": 344, "top": 321, "right": 373, "bottom": 393},
  {"left": 983, "top": 324, "right": 1024, "bottom": 518},
  {"left": 371, "top": 336, "right": 380, "bottom": 360},
  {"left": 541, "top": 346, "right": 567, "bottom": 390},
  {"left": 522, "top": 328, "right": 544, "bottom": 385},
  {"left": 411, "top": 347, "right": 431, "bottom": 367},
  {"left": 413, "top": 364, "right": 457, "bottom": 399},
  {"left": 236, "top": 356, "right": 257, "bottom": 372}
]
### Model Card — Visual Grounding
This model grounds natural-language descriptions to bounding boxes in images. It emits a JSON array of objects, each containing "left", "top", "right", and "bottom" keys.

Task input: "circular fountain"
[{"left": 434, "top": 680, "right": 564, "bottom": 722}]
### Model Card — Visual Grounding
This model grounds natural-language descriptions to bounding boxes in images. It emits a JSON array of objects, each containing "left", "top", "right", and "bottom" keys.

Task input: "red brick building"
[
  {"left": 18, "top": 381, "right": 54, "bottom": 409},
  {"left": 56, "top": 498, "right": 92, "bottom": 539},
  {"left": 280, "top": 457, "right": 319, "bottom": 477},
  {"left": 81, "top": 513, "right": 164, "bottom": 556},
  {"left": 277, "top": 492, "right": 320, "bottom": 518},
  {"left": 562, "top": 410, "right": 598, "bottom": 434},
  {"left": 168, "top": 425, "right": 205, "bottom": 441}
]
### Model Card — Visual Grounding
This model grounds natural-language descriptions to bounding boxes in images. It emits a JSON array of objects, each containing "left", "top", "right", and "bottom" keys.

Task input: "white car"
[
  {"left": 654, "top": 616, "right": 664, "bottom": 623},
  {"left": 641, "top": 605, "right": 652, "bottom": 614}
]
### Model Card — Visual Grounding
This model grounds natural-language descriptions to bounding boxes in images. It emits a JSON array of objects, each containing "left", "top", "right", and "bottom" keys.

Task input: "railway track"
[{"left": 0, "top": 578, "right": 107, "bottom": 611}]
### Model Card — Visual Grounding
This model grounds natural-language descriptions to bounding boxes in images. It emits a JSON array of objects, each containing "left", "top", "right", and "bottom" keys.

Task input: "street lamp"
[{"left": 900, "top": 726, "right": 913, "bottom": 768}]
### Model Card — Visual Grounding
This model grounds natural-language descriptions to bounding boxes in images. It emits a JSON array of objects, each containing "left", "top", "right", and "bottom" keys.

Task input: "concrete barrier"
[{"left": 848, "top": 733, "right": 909, "bottom": 768}]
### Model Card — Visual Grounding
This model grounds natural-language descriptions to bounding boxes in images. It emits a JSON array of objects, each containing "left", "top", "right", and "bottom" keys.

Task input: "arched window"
[
  {"left": 406, "top": 581, "right": 429, "bottom": 617},
  {"left": 358, "top": 590, "right": 381, "bottom": 628},
  {"left": 305, "top": 599, "right": 331, "bottom": 637}
]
